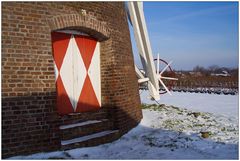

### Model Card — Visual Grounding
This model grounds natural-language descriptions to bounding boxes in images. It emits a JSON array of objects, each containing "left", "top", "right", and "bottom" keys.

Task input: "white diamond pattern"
[
  {"left": 72, "top": 36, "right": 87, "bottom": 111},
  {"left": 88, "top": 42, "right": 101, "bottom": 106},
  {"left": 60, "top": 36, "right": 87, "bottom": 111},
  {"left": 53, "top": 60, "right": 59, "bottom": 82}
]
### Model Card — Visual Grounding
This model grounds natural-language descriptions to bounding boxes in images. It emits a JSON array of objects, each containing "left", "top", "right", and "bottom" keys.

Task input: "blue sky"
[{"left": 129, "top": 2, "right": 238, "bottom": 70}]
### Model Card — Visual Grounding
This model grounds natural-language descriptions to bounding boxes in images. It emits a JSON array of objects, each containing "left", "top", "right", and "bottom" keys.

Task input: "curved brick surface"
[{"left": 2, "top": 2, "right": 142, "bottom": 158}]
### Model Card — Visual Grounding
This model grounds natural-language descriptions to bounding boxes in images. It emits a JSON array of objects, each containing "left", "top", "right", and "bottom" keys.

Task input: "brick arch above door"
[{"left": 47, "top": 13, "right": 110, "bottom": 41}]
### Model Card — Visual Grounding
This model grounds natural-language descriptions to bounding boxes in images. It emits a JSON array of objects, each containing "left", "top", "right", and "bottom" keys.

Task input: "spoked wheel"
[{"left": 154, "top": 58, "right": 177, "bottom": 95}]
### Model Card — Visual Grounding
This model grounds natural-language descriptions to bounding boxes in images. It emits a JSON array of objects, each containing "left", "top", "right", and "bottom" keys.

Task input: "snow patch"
[
  {"left": 61, "top": 130, "right": 119, "bottom": 145},
  {"left": 140, "top": 90, "right": 238, "bottom": 118},
  {"left": 59, "top": 120, "right": 106, "bottom": 130},
  {"left": 8, "top": 104, "right": 238, "bottom": 159}
]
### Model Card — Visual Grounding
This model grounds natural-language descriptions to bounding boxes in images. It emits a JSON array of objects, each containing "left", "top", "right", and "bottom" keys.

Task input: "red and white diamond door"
[{"left": 51, "top": 31, "right": 101, "bottom": 115}]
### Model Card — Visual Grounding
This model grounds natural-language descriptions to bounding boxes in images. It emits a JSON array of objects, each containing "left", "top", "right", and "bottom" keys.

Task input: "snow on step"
[
  {"left": 60, "top": 119, "right": 108, "bottom": 130},
  {"left": 61, "top": 130, "right": 119, "bottom": 146}
]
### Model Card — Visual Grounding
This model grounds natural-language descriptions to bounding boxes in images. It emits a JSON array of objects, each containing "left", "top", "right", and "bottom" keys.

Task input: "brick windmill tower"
[
  {"left": 2, "top": 2, "right": 142, "bottom": 158},
  {"left": 2, "top": 1, "right": 177, "bottom": 158}
]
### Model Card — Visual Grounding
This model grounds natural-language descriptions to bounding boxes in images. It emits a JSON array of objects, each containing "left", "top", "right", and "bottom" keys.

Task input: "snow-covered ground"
[
  {"left": 140, "top": 90, "right": 239, "bottom": 119},
  {"left": 8, "top": 91, "right": 239, "bottom": 159}
]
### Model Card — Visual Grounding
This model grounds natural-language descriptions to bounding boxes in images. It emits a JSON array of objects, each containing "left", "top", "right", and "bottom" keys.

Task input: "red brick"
[{"left": 2, "top": 2, "right": 142, "bottom": 158}]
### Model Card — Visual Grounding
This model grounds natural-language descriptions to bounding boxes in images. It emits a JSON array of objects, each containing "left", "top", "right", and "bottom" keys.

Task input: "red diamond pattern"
[
  {"left": 56, "top": 76, "right": 74, "bottom": 114},
  {"left": 52, "top": 32, "right": 101, "bottom": 115},
  {"left": 74, "top": 35, "right": 97, "bottom": 69},
  {"left": 51, "top": 32, "right": 71, "bottom": 70},
  {"left": 76, "top": 75, "right": 100, "bottom": 112}
]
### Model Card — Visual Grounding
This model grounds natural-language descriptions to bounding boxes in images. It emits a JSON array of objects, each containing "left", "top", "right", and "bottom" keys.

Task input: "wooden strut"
[{"left": 127, "top": 2, "right": 160, "bottom": 100}]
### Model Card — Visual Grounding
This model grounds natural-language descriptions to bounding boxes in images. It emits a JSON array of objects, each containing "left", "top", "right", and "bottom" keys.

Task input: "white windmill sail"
[
  {"left": 127, "top": 2, "right": 178, "bottom": 100},
  {"left": 127, "top": 1, "right": 160, "bottom": 100}
]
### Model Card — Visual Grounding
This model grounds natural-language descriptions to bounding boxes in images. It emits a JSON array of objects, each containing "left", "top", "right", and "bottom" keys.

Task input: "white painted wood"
[
  {"left": 53, "top": 60, "right": 59, "bottom": 82},
  {"left": 88, "top": 42, "right": 101, "bottom": 106},
  {"left": 135, "top": 65, "right": 145, "bottom": 79},
  {"left": 160, "top": 61, "right": 172, "bottom": 75},
  {"left": 158, "top": 78, "right": 172, "bottom": 95},
  {"left": 159, "top": 76, "right": 178, "bottom": 81},
  {"left": 128, "top": 2, "right": 160, "bottom": 100},
  {"left": 59, "top": 34, "right": 101, "bottom": 111},
  {"left": 60, "top": 35, "right": 88, "bottom": 111},
  {"left": 72, "top": 36, "right": 87, "bottom": 111},
  {"left": 138, "top": 77, "right": 149, "bottom": 83},
  {"left": 60, "top": 36, "right": 75, "bottom": 109}
]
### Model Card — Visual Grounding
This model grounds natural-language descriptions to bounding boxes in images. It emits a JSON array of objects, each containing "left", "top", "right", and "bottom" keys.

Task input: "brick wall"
[{"left": 2, "top": 2, "right": 142, "bottom": 158}]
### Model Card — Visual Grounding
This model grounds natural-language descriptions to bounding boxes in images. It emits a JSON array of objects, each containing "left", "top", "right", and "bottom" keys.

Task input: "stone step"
[
  {"left": 61, "top": 130, "right": 119, "bottom": 150},
  {"left": 60, "top": 119, "right": 106, "bottom": 130},
  {"left": 60, "top": 119, "right": 114, "bottom": 140},
  {"left": 60, "top": 109, "right": 109, "bottom": 125}
]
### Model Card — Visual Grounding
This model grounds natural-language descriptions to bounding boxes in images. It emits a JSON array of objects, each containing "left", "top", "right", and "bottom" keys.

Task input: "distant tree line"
[
  {"left": 166, "top": 65, "right": 239, "bottom": 89},
  {"left": 175, "top": 65, "right": 238, "bottom": 77}
]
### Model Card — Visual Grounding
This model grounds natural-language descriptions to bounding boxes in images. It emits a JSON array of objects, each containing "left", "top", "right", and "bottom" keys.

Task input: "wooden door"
[{"left": 51, "top": 31, "right": 101, "bottom": 115}]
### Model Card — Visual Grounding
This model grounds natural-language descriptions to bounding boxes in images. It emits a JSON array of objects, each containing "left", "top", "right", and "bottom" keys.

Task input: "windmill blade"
[
  {"left": 160, "top": 76, "right": 178, "bottom": 81},
  {"left": 156, "top": 74, "right": 178, "bottom": 80},
  {"left": 158, "top": 78, "right": 172, "bottom": 95},
  {"left": 160, "top": 61, "right": 173, "bottom": 75}
]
